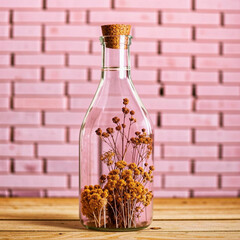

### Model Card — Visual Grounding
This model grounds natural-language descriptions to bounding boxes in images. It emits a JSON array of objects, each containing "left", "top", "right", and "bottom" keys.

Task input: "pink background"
[{"left": 0, "top": 0, "right": 240, "bottom": 198}]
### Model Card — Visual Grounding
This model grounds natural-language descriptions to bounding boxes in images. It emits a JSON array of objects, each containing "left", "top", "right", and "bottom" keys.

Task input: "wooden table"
[{"left": 0, "top": 198, "right": 239, "bottom": 239}]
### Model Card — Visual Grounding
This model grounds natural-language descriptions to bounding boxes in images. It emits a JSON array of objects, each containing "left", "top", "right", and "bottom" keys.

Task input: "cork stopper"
[{"left": 101, "top": 24, "right": 131, "bottom": 49}]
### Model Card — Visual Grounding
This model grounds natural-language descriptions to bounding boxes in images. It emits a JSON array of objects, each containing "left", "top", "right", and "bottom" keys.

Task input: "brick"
[
  {"left": 115, "top": 0, "right": 191, "bottom": 9},
  {"left": 154, "top": 190, "right": 189, "bottom": 198},
  {"left": 165, "top": 85, "right": 192, "bottom": 96},
  {"left": 0, "top": 40, "right": 40, "bottom": 52},
  {"left": 162, "top": 12, "right": 219, "bottom": 25},
  {"left": 197, "top": 100, "right": 240, "bottom": 111},
  {"left": 45, "top": 40, "right": 89, "bottom": 53},
  {"left": 0, "top": 111, "right": 40, "bottom": 126},
  {"left": 0, "top": 143, "right": 34, "bottom": 157},
  {"left": 135, "top": 26, "right": 191, "bottom": 40},
  {"left": 45, "top": 112, "right": 84, "bottom": 126},
  {"left": 13, "top": 25, "right": 41, "bottom": 38},
  {"left": 12, "top": 190, "right": 44, "bottom": 197},
  {"left": 70, "top": 175, "right": 78, "bottom": 188},
  {"left": 38, "top": 144, "right": 78, "bottom": 158},
  {"left": 195, "top": 161, "right": 240, "bottom": 173},
  {"left": 135, "top": 84, "right": 159, "bottom": 96},
  {"left": 15, "top": 54, "right": 65, "bottom": 66},
  {"left": 162, "top": 71, "right": 219, "bottom": 84},
  {"left": 70, "top": 98, "right": 92, "bottom": 110},
  {"left": 155, "top": 160, "right": 190, "bottom": 173},
  {"left": 222, "top": 176, "right": 240, "bottom": 188},
  {"left": 0, "top": 0, "right": 41, "bottom": 9},
  {"left": 0, "top": 190, "right": 8, "bottom": 197},
  {"left": 225, "top": 14, "right": 240, "bottom": 26},
  {"left": 69, "top": 128, "right": 78, "bottom": 142},
  {"left": 196, "top": 57, "right": 240, "bottom": 70},
  {"left": 47, "top": 0, "right": 110, "bottom": 9},
  {"left": 164, "top": 145, "right": 218, "bottom": 158},
  {"left": 224, "top": 114, "right": 240, "bottom": 127},
  {"left": 47, "top": 190, "right": 78, "bottom": 197},
  {"left": 15, "top": 83, "right": 64, "bottom": 96},
  {"left": 0, "top": 127, "right": 9, "bottom": 141},
  {"left": 223, "top": 146, "right": 240, "bottom": 158},
  {"left": 69, "top": 11, "right": 86, "bottom": 23},
  {"left": 223, "top": 72, "right": 240, "bottom": 83},
  {"left": 0, "top": 68, "right": 40, "bottom": 80},
  {"left": 0, "top": 83, "right": 10, "bottom": 95},
  {"left": 197, "top": 85, "right": 240, "bottom": 97},
  {"left": 224, "top": 44, "right": 240, "bottom": 55},
  {"left": 0, "top": 11, "right": 9, "bottom": 23},
  {"left": 14, "top": 160, "right": 42, "bottom": 173},
  {"left": 196, "top": 0, "right": 240, "bottom": 11},
  {"left": 47, "top": 160, "right": 78, "bottom": 173},
  {"left": 14, "top": 11, "right": 66, "bottom": 23},
  {"left": 69, "top": 54, "right": 101, "bottom": 67},
  {"left": 155, "top": 129, "right": 191, "bottom": 143},
  {"left": 15, "top": 127, "right": 65, "bottom": 142},
  {"left": 138, "top": 56, "right": 190, "bottom": 69},
  {"left": 90, "top": 11, "right": 157, "bottom": 24},
  {"left": 68, "top": 83, "right": 98, "bottom": 96},
  {"left": 144, "top": 98, "right": 192, "bottom": 112},
  {"left": 0, "top": 159, "right": 9, "bottom": 172},
  {"left": 197, "top": 28, "right": 240, "bottom": 41},
  {"left": 162, "top": 42, "right": 219, "bottom": 55},
  {"left": 153, "top": 175, "right": 162, "bottom": 188},
  {"left": 46, "top": 25, "right": 100, "bottom": 38},
  {"left": 0, "top": 97, "right": 9, "bottom": 109},
  {"left": 194, "top": 190, "right": 238, "bottom": 197},
  {"left": 0, "top": 54, "right": 10, "bottom": 65},
  {"left": 0, "top": 174, "right": 67, "bottom": 188},
  {"left": 0, "top": 25, "right": 9, "bottom": 37},
  {"left": 14, "top": 97, "right": 67, "bottom": 110}
]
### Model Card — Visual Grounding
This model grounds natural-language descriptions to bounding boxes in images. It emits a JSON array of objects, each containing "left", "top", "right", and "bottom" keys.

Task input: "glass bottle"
[{"left": 79, "top": 24, "right": 154, "bottom": 231}]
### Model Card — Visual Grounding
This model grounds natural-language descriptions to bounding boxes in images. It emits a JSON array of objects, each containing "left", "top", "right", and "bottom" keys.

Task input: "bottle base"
[{"left": 84, "top": 224, "right": 150, "bottom": 232}]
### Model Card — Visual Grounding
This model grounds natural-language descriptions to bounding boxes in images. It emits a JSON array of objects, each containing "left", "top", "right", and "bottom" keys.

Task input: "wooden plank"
[
  {"left": 0, "top": 220, "right": 239, "bottom": 232},
  {"left": 0, "top": 231, "right": 240, "bottom": 240}
]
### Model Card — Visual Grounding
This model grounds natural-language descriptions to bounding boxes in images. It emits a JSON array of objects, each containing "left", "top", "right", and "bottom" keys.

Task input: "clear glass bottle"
[{"left": 79, "top": 24, "right": 154, "bottom": 231}]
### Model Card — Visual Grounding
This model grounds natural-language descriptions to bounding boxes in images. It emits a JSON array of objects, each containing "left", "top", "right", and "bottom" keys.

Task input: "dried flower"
[{"left": 123, "top": 98, "right": 129, "bottom": 105}]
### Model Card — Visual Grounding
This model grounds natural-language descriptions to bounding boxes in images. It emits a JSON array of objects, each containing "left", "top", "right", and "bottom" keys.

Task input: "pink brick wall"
[{"left": 0, "top": 0, "right": 240, "bottom": 198}]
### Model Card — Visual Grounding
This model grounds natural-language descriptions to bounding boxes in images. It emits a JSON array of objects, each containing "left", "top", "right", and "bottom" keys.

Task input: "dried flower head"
[{"left": 123, "top": 98, "right": 129, "bottom": 105}]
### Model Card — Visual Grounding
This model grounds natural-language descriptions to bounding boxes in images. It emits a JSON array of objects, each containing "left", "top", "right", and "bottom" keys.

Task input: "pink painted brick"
[
  {"left": 0, "top": 111, "right": 40, "bottom": 126},
  {"left": 70, "top": 175, "right": 78, "bottom": 188},
  {"left": 14, "top": 97, "right": 67, "bottom": 110},
  {"left": 0, "top": 40, "right": 40, "bottom": 52},
  {"left": 46, "top": 25, "right": 100, "bottom": 38},
  {"left": 15, "top": 83, "right": 64, "bottom": 96},
  {"left": 0, "top": 190, "right": 8, "bottom": 197},
  {"left": 135, "top": 26, "right": 191, "bottom": 40},
  {"left": 223, "top": 72, "right": 240, "bottom": 83},
  {"left": 47, "top": 189, "right": 78, "bottom": 197},
  {"left": 14, "top": 160, "right": 42, "bottom": 173},
  {"left": 47, "top": 0, "right": 110, "bottom": 9},
  {"left": 197, "top": 85, "right": 240, "bottom": 97},
  {"left": 224, "top": 114, "right": 240, "bottom": 127},
  {"left": 69, "top": 11, "right": 86, "bottom": 23},
  {"left": 115, "top": 0, "right": 191, "bottom": 9},
  {"left": 69, "top": 54, "right": 101, "bottom": 67},
  {"left": 194, "top": 190, "right": 238, "bottom": 197},
  {"left": 70, "top": 98, "right": 92, "bottom": 110},
  {"left": 143, "top": 98, "right": 192, "bottom": 111},
  {"left": 154, "top": 145, "right": 162, "bottom": 158},
  {"left": 165, "top": 85, "right": 192, "bottom": 96},
  {"left": 162, "top": 12, "right": 219, "bottom": 25},
  {"left": 0, "top": 174, "right": 67, "bottom": 188},
  {"left": 0, "top": 11, "right": 9, "bottom": 23},
  {"left": 196, "top": 57, "right": 240, "bottom": 70},
  {"left": 162, "top": 42, "right": 219, "bottom": 55},
  {"left": 0, "top": 0, "right": 41, "bottom": 9},
  {"left": 0, "top": 68, "right": 40, "bottom": 80},
  {"left": 14, "top": 11, "right": 66, "bottom": 23},
  {"left": 45, "top": 40, "right": 89, "bottom": 53},
  {"left": 154, "top": 190, "right": 189, "bottom": 198},
  {"left": 47, "top": 160, "right": 78, "bottom": 173},
  {"left": 162, "top": 71, "right": 218, "bottom": 83},
  {"left": 90, "top": 11, "right": 157, "bottom": 24},
  {"left": 135, "top": 84, "right": 159, "bottom": 96},
  {"left": 155, "top": 129, "right": 191, "bottom": 143},
  {"left": 153, "top": 175, "right": 162, "bottom": 188},
  {"left": 224, "top": 44, "right": 240, "bottom": 55},
  {"left": 197, "top": 28, "right": 240, "bottom": 41},
  {"left": 13, "top": 25, "right": 41, "bottom": 38},
  {"left": 69, "top": 128, "right": 79, "bottom": 142},
  {"left": 15, "top": 54, "right": 65, "bottom": 66},
  {"left": 0, "top": 54, "right": 10, "bottom": 65},
  {"left": 138, "top": 56, "right": 190, "bottom": 69},
  {"left": 196, "top": 161, "right": 240, "bottom": 173},
  {"left": 196, "top": 0, "right": 240, "bottom": 11},
  {"left": 155, "top": 160, "right": 190, "bottom": 173},
  {"left": 225, "top": 14, "right": 240, "bottom": 26},
  {"left": 165, "top": 175, "right": 217, "bottom": 188},
  {"left": 222, "top": 176, "right": 240, "bottom": 188},
  {"left": 38, "top": 144, "right": 78, "bottom": 158},
  {"left": 0, "top": 143, "right": 34, "bottom": 157},
  {"left": 0, "top": 127, "right": 9, "bottom": 141},
  {"left": 0, "top": 25, "right": 9, "bottom": 37},
  {"left": 223, "top": 146, "right": 240, "bottom": 158},
  {"left": 0, "top": 83, "right": 10, "bottom": 96},
  {"left": 197, "top": 100, "right": 240, "bottom": 111},
  {"left": 45, "top": 68, "right": 87, "bottom": 81},
  {"left": 45, "top": 112, "right": 84, "bottom": 126},
  {"left": 12, "top": 190, "right": 44, "bottom": 197},
  {"left": 0, "top": 159, "right": 9, "bottom": 172},
  {"left": 0, "top": 97, "right": 9, "bottom": 109},
  {"left": 68, "top": 83, "right": 97, "bottom": 96},
  {"left": 196, "top": 130, "right": 240, "bottom": 143},
  {"left": 164, "top": 145, "right": 218, "bottom": 158},
  {"left": 15, "top": 127, "right": 65, "bottom": 142}
]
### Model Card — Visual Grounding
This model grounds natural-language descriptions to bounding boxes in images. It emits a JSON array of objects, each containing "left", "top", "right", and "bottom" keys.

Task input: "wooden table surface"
[{"left": 0, "top": 198, "right": 239, "bottom": 239}]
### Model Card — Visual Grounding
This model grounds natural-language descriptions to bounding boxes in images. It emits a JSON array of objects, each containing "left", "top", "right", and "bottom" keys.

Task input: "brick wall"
[{"left": 0, "top": 0, "right": 240, "bottom": 198}]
